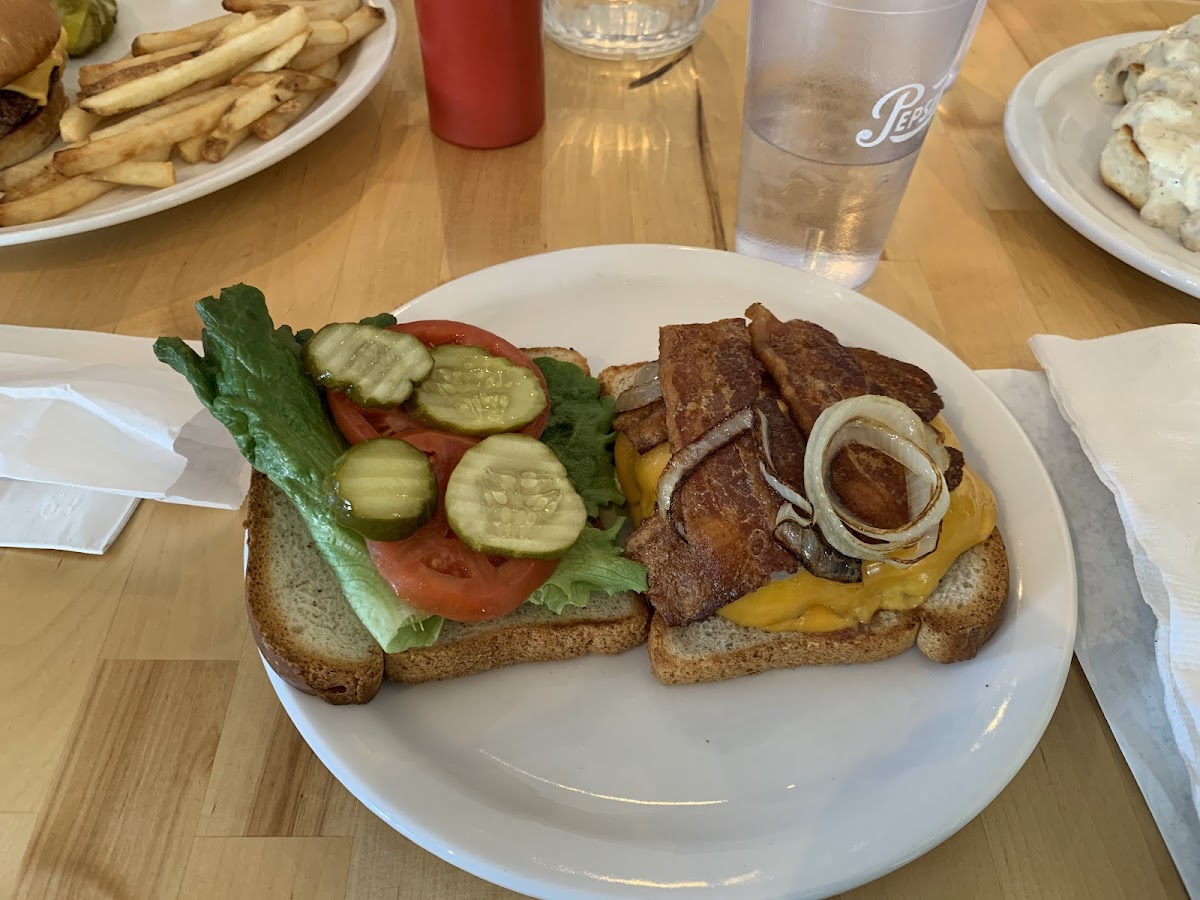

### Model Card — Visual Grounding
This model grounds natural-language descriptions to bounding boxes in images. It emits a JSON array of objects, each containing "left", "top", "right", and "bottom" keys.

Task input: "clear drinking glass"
[
  {"left": 544, "top": 0, "right": 720, "bottom": 59},
  {"left": 734, "top": 0, "right": 984, "bottom": 288}
]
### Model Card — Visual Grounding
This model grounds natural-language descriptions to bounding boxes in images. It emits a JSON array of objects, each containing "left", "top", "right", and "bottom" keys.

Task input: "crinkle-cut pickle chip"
[
  {"left": 304, "top": 322, "right": 434, "bottom": 408},
  {"left": 407, "top": 344, "right": 546, "bottom": 435},
  {"left": 445, "top": 434, "right": 586, "bottom": 559}
]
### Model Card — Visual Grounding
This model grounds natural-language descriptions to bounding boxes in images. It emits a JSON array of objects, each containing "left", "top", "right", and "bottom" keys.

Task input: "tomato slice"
[
  {"left": 369, "top": 530, "right": 557, "bottom": 623},
  {"left": 364, "top": 430, "right": 558, "bottom": 622}
]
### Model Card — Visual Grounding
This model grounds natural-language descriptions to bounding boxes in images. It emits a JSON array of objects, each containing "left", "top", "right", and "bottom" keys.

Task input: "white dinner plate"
[
  {"left": 1005, "top": 30, "right": 1200, "bottom": 298},
  {"left": 262, "top": 245, "right": 1077, "bottom": 900},
  {"left": 0, "top": 0, "right": 396, "bottom": 247}
]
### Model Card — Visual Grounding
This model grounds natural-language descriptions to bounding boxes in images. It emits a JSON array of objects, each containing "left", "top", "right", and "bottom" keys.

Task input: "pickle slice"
[
  {"left": 325, "top": 438, "right": 437, "bottom": 541},
  {"left": 444, "top": 434, "right": 585, "bottom": 559},
  {"left": 305, "top": 323, "right": 433, "bottom": 407},
  {"left": 407, "top": 345, "right": 546, "bottom": 435}
]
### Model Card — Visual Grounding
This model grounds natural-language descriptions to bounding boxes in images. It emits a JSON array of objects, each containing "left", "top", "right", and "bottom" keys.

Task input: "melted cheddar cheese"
[
  {"left": 717, "top": 465, "right": 995, "bottom": 631},
  {"left": 5, "top": 28, "right": 67, "bottom": 106},
  {"left": 614, "top": 416, "right": 997, "bottom": 633}
]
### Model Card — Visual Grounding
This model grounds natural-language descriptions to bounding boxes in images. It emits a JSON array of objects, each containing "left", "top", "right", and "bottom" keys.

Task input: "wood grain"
[
  {"left": 14, "top": 660, "right": 236, "bottom": 900},
  {"left": 178, "top": 837, "right": 352, "bottom": 900},
  {"left": 0, "top": 0, "right": 1194, "bottom": 897},
  {"left": 0, "top": 815, "right": 35, "bottom": 900}
]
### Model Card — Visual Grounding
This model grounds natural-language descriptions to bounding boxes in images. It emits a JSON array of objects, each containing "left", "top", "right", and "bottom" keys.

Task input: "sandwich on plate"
[
  {"left": 600, "top": 304, "right": 1009, "bottom": 684},
  {"left": 155, "top": 285, "right": 649, "bottom": 704},
  {"left": 0, "top": 0, "right": 69, "bottom": 170}
]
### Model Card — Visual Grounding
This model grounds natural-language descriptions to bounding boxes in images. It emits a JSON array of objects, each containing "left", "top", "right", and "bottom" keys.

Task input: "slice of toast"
[
  {"left": 647, "top": 530, "right": 1009, "bottom": 684},
  {"left": 386, "top": 592, "right": 650, "bottom": 683},
  {"left": 245, "top": 345, "right": 649, "bottom": 703},
  {"left": 245, "top": 470, "right": 385, "bottom": 704}
]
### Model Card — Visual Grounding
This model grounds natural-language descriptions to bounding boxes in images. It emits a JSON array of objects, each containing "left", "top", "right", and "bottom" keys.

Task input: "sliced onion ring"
[
  {"left": 631, "top": 361, "right": 660, "bottom": 386},
  {"left": 657, "top": 408, "right": 754, "bottom": 538},
  {"left": 776, "top": 502, "right": 812, "bottom": 528},
  {"left": 759, "top": 460, "right": 813, "bottom": 518},
  {"left": 756, "top": 409, "right": 777, "bottom": 472},
  {"left": 803, "top": 396, "right": 950, "bottom": 563},
  {"left": 615, "top": 379, "right": 663, "bottom": 412}
]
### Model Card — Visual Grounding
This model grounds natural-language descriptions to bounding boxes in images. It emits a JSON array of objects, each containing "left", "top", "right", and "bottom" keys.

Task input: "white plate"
[
  {"left": 0, "top": 0, "right": 396, "bottom": 247},
  {"left": 263, "top": 245, "right": 1077, "bottom": 900},
  {"left": 1005, "top": 31, "right": 1200, "bottom": 298}
]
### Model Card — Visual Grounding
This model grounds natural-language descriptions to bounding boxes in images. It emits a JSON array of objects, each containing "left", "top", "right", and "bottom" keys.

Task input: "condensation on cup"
[{"left": 734, "top": 0, "right": 986, "bottom": 289}]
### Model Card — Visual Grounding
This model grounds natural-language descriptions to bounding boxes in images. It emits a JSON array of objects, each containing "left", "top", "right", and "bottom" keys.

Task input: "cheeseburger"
[{"left": 0, "top": 0, "right": 67, "bottom": 170}]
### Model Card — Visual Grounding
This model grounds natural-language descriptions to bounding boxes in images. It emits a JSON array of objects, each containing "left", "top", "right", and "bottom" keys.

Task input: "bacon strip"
[
  {"left": 851, "top": 347, "right": 944, "bottom": 422},
  {"left": 747, "top": 304, "right": 913, "bottom": 529},
  {"left": 613, "top": 399, "right": 669, "bottom": 453},
  {"left": 625, "top": 319, "right": 795, "bottom": 625}
]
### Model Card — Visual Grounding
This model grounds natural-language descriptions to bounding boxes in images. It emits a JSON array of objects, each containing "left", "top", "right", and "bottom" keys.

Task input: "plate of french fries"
[{"left": 0, "top": 0, "right": 394, "bottom": 245}]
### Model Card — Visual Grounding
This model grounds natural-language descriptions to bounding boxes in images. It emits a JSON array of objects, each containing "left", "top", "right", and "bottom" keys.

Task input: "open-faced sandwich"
[
  {"left": 600, "top": 304, "right": 1009, "bottom": 684},
  {"left": 156, "top": 285, "right": 649, "bottom": 704},
  {"left": 157, "top": 289, "right": 1007, "bottom": 701}
]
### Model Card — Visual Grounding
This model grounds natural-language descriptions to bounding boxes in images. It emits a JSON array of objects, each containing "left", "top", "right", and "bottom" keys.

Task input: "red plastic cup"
[{"left": 413, "top": 0, "right": 546, "bottom": 149}]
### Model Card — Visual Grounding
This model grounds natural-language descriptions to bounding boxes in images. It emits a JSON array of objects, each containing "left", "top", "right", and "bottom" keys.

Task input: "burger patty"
[{"left": 0, "top": 68, "right": 61, "bottom": 140}]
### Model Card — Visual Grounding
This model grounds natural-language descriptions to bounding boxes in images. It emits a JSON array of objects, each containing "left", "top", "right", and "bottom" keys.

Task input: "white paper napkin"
[
  {"left": 981, "top": 369, "right": 1198, "bottom": 896},
  {"left": 0, "top": 325, "right": 250, "bottom": 554},
  {"left": 1030, "top": 326, "right": 1200, "bottom": 833}
]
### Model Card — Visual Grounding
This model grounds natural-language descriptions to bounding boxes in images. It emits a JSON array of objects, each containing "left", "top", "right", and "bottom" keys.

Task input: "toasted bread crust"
[
  {"left": 523, "top": 347, "right": 591, "bottom": 375},
  {"left": 387, "top": 594, "right": 651, "bottom": 683},
  {"left": 915, "top": 530, "right": 1009, "bottom": 663},
  {"left": 244, "top": 473, "right": 384, "bottom": 704},
  {"left": 648, "top": 531, "right": 1008, "bottom": 684},
  {"left": 648, "top": 610, "right": 919, "bottom": 684}
]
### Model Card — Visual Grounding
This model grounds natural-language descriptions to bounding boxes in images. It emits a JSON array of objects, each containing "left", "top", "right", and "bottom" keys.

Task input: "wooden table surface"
[{"left": 2, "top": 0, "right": 1196, "bottom": 897}]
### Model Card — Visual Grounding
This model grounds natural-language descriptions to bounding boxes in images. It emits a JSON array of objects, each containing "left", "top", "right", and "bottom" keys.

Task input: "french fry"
[
  {"left": 132, "top": 14, "right": 241, "bottom": 55},
  {"left": 244, "top": 30, "right": 310, "bottom": 72},
  {"left": 91, "top": 87, "right": 237, "bottom": 140},
  {"left": 89, "top": 161, "right": 177, "bottom": 189},
  {"left": 223, "top": 0, "right": 357, "bottom": 21},
  {"left": 252, "top": 59, "right": 338, "bottom": 140},
  {"left": 55, "top": 90, "right": 247, "bottom": 177},
  {"left": 306, "top": 19, "right": 350, "bottom": 46},
  {"left": 204, "top": 8, "right": 288, "bottom": 50},
  {"left": 0, "top": 169, "right": 69, "bottom": 203},
  {"left": 0, "top": 149, "right": 59, "bottom": 192},
  {"left": 231, "top": 69, "right": 335, "bottom": 91},
  {"left": 157, "top": 72, "right": 245, "bottom": 105},
  {"left": 59, "top": 106, "right": 102, "bottom": 144},
  {"left": 291, "top": 5, "right": 383, "bottom": 70},
  {"left": 177, "top": 134, "right": 206, "bottom": 164},
  {"left": 81, "top": 6, "right": 309, "bottom": 117},
  {"left": 202, "top": 126, "right": 252, "bottom": 163},
  {"left": 78, "top": 50, "right": 205, "bottom": 100},
  {"left": 0, "top": 179, "right": 118, "bottom": 226},
  {"left": 80, "top": 54, "right": 133, "bottom": 87},
  {"left": 215, "top": 75, "right": 297, "bottom": 135},
  {"left": 79, "top": 45, "right": 207, "bottom": 93}
]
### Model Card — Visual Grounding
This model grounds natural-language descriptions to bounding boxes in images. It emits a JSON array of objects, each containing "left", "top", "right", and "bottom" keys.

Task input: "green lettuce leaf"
[
  {"left": 525, "top": 521, "right": 647, "bottom": 613},
  {"left": 153, "top": 286, "right": 441, "bottom": 653},
  {"left": 534, "top": 357, "right": 626, "bottom": 516}
]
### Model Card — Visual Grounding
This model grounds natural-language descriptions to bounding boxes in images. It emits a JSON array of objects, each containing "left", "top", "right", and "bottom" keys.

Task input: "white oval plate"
[
  {"left": 0, "top": 0, "right": 396, "bottom": 247},
  {"left": 1005, "top": 30, "right": 1200, "bottom": 297},
  {"left": 263, "top": 245, "right": 1077, "bottom": 900}
]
